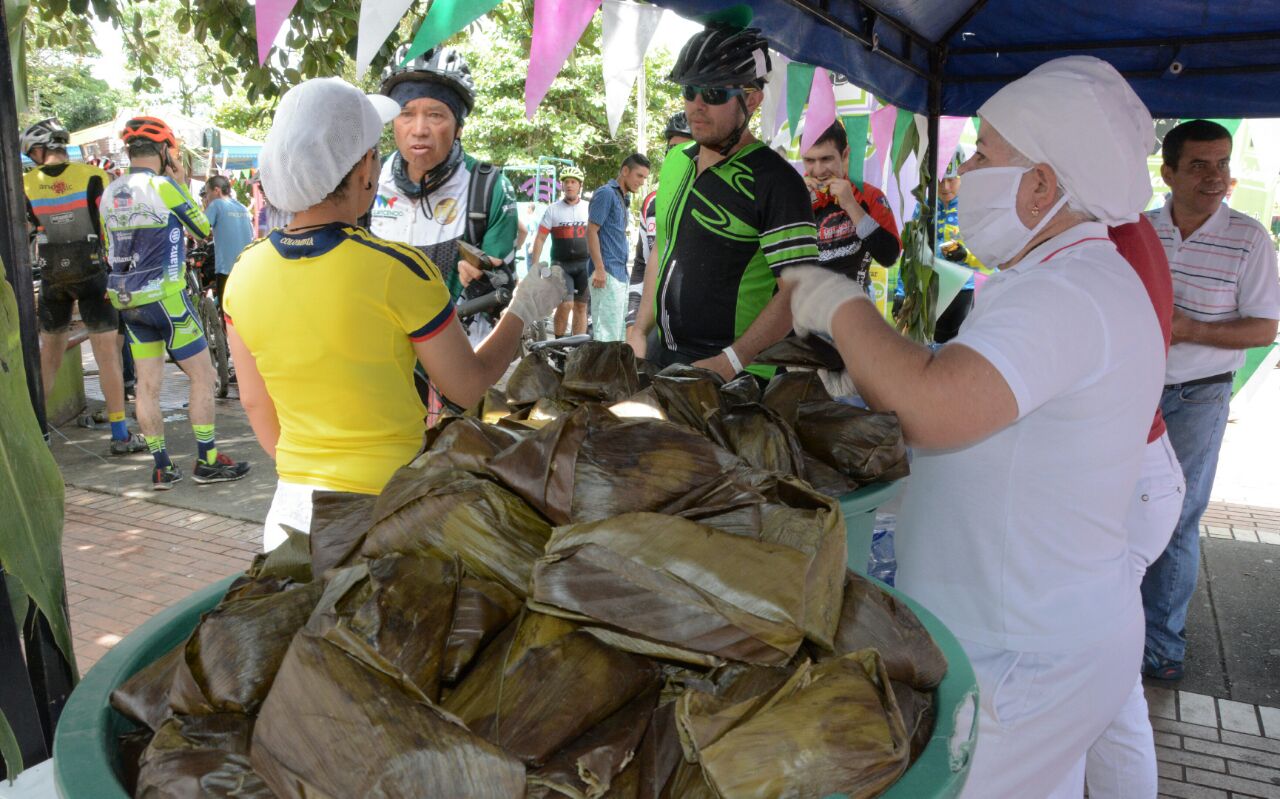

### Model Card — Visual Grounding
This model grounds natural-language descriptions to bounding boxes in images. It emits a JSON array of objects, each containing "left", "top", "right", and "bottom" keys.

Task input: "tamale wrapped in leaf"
[
  {"left": 441, "top": 575, "right": 523, "bottom": 684},
  {"left": 135, "top": 714, "right": 274, "bottom": 799},
  {"left": 753, "top": 334, "right": 845, "bottom": 371},
  {"left": 795, "top": 401, "right": 910, "bottom": 484},
  {"left": 527, "top": 684, "right": 660, "bottom": 799},
  {"left": 507, "top": 350, "right": 564, "bottom": 406},
  {"left": 252, "top": 625, "right": 526, "bottom": 798},
  {"left": 118, "top": 726, "right": 153, "bottom": 796},
  {"left": 558, "top": 341, "right": 641, "bottom": 404},
  {"left": 718, "top": 374, "right": 762, "bottom": 408},
  {"left": 660, "top": 760, "right": 718, "bottom": 799},
  {"left": 364, "top": 467, "right": 551, "bottom": 597},
  {"left": 111, "top": 642, "right": 184, "bottom": 731},
  {"left": 168, "top": 581, "right": 324, "bottom": 716},
  {"left": 530, "top": 512, "right": 808, "bottom": 666},
  {"left": 307, "top": 491, "right": 376, "bottom": 576},
  {"left": 253, "top": 528, "right": 313, "bottom": 584},
  {"left": 760, "top": 371, "right": 831, "bottom": 428},
  {"left": 488, "top": 404, "right": 764, "bottom": 526},
  {"left": 832, "top": 572, "right": 948, "bottom": 690},
  {"left": 414, "top": 415, "right": 524, "bottom": 478},
  {"left": 443, "top": 611, "right": 659, "bottom": 765},
  {"left": 892, "top": 680, "right": 936, "bottom": 764},
  {"left": 801, "top": 452, "right": 862, "bottom": 497},
  {"left": 531, "top": 396, "right": 577, "bottom": 421},
  {"left": 633, "top": 702, "right": 684, "bottom": 799},
  {"left": 312, "top": 554, "right": 459, "bottom": 700},
  {"left": 649, "top": 364, "right": 725, "bottom": 438},
  {"left": 465, "top": 387, "right": 515, "bottom": 424},
  {"left": 609, "top": 387, "right": 669, "bottom": 420},
  {"left": 674, "top": 662, "right": 803, "bottom": 762},
  {"left": 698, "top": 650, "right": 911, "bottom": 799},
  {"left": 718, "top": 404, "right": 806, "bottom": 477}
]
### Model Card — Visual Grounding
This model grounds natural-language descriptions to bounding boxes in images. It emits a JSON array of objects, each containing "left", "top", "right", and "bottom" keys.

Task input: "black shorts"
[
  {"left": 38, "top": 271, "right": 118, "bottom": 334},
  {"left": 557, "top": 260, "right": 591, "bottom": 301}
]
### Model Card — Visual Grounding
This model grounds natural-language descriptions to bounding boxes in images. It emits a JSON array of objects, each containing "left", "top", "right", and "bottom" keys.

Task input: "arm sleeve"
[
  {"left": 758, "top": 166, "right": 819, "bottom": 276},
  {"left": 855, "top": 212, "right": 902, "bottom": 266},
  {"left": 481, "top": 173, "right": 519, "bottom": 265},
  {"left": 1236, "top": 226, "right": 1280, "bottom": 320},
  {"left": 85, "top": 172, "right": 107, "bottom": 233},
  {"left": 386, "top": 249, "right": 457, "bottom": 342},
  {"left": 160, "top": 178, "right": 211, "bottom": 237},
  {"left": 952, "top": 273, "right": 1108, "bottom": 419}
]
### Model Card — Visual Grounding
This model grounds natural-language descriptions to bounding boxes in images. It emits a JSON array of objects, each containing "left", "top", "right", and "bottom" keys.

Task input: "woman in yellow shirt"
[{"left": 224, "top": 78, "right": 562, "bottom": 549}]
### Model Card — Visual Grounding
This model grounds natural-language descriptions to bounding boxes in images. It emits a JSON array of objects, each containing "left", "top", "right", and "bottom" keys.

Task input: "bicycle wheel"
[{"left": 199, "top": 295, "right": 230, "bottom": 398}]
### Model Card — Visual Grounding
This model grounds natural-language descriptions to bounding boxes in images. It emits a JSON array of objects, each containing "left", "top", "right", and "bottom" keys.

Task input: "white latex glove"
[
  {"left": 506, "top": 265, "right": 566, "bottom": 327},
  {"left": 783, "top": 265, "right": 872, "bottom": 337}
]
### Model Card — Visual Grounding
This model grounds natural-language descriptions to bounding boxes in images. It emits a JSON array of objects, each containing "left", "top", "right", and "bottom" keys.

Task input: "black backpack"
[{"left": 463, "top": 160, "right": 499, "bottom": 247}]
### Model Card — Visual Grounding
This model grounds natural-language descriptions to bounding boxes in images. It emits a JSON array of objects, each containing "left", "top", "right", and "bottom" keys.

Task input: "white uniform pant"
[
  {"left": 957, "top": 601, "right": 1143, "bottom": 799},
  {"left": 1083, "top": 432, "right": 1184, "bottom": 799},
  {"left": 262, "top": 480, "right": 329, "bottom": 551}
]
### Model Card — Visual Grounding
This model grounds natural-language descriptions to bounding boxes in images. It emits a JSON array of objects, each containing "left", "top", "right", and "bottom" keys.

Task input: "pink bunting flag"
[
  {"left": 798, "top": 67, "right": 836, "bottom": 155},
  {"left": 526, "top": 0, "right": 603, "bottom": 119},
  {"left": 865, "top": 104, "right": 897, "bottom": 189},
  {"left": 935, "top": 116, "right": 969, "bottom": 178},
  {"left": 255, "top": 0, "right": 299, "bottom": 65}
]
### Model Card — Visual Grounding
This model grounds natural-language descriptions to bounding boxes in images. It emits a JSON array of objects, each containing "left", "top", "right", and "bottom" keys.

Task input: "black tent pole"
[{"left": 926, "top": 49, "right": 941, "bottom": 252}]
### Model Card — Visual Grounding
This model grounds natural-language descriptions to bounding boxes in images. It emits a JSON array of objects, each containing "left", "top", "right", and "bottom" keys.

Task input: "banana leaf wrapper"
[
  {"left": 307, "top": 491, "right": 377, "bottom": 577},
  {"left": 698, "top": 650, "right": 911, "bottom": 799},
  {"left": 675, "top": 661, "right": 810, "bottom": 762},
  {"left": 717, "top": 404, "right": 806, "bottom": 478},
  {"left": 832, "top": 572, "right": 948, "bottom": 691},
  {"left": 892, "top": 679, "right": 936, "bottom": 764},
  {"left": 118, "top": 726, "right": 153, "bottom": 796},
  {"left": 558, "top": 341, "right": 641, "bottom": 404},
  {"left": 443, "top": 610, "right": 659, "bottom": 765},
  {"left": 111, "top": 642, "right": 185, "bottom": 731},
  {"left": 609, "top": 387, "right": 669, "bottom": 421},
  {"left": 415, "top": 415, "right": 524, "bottom": 479},
  {"left": 718, "top": 375, "right": 762, "bottom": 408},
  {"left": 760, "top": 371, "right": 831, "bottom": 428},
  {"left": 507, "top": 350, "right": 564, "bottom": 406},
  {"left": 168, "top": 581, "right": 324, "bottom": 717},
  {"left": 795, "top": 401, "right": 910, "bottom": 484},
  {"left": 463, "top": 387, "right": 515, "bottom": 425},
  {"left": 527, "top": 684, "right": 661, "bottom": 799},
  {"left": 252, "top": 623, "right": 525, "bottom": 799},
  {"left": 531, "top": 396, "right": 578, "bottom": 421},
  {"left": 800, "top": 453, "right": 863, "bottom": 497},
  {"left": 753, "top": 335, "right": 845, "bottom": 371},
  {"left": 634, "top": 702, "right": 684, "bottom": 799},
  {"left": 364, "top": 467, "right": 551, "bottom": 597},
  {"left": 649, "top": 364, "right": 726, "bottom": 439},
  {"left": 441, "top": 575, "right": 523, "bottom": 684},
  {"left": 661, "top": 760, "right": 718, "bottom": 799},
  {"left": 488, "top": 404, "right": 765, "bottom": 526},
  {"left": 251, "top": 528, "right": 313, "bottom": 585},
  {"left": 310, "top": 553, "right": 459, "bottom": 701},
  {"left": 530, "top": 512, "right": 808, "bottom": 666},
  {"left": 135, "top": 713, "right": 274, "bottom": 799}
]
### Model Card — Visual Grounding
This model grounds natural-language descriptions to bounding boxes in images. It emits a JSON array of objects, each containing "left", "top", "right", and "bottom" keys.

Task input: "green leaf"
[
  {"left": 145, "top": 28, "right": 160, "bottom": 37},
  {"left": 0, "top": 711, "right": 22, "bottom": 782},
  {"left": 67, "top": 0, "right": 87, "bottom": 14}
]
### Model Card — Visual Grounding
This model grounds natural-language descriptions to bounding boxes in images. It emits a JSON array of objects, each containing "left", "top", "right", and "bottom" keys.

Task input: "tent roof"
[{"left": 650, "top": 0, "right": 1280, "bottom": 118}]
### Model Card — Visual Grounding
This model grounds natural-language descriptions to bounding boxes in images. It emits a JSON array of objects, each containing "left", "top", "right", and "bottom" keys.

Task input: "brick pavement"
[{"left": 1201, "top": 501, "right": 1280, "bottom": 545}]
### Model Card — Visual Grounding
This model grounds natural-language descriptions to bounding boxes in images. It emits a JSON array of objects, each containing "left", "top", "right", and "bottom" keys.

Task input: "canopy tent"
[{"left": 646, "top": 0, "right": 1280, "bottom": 119}]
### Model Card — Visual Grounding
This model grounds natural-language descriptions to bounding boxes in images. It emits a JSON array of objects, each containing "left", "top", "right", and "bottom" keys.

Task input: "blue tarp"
[
  {"left": 649, "top": 1, "right": 1280, "bottom": 118},
  {"left": 20, "top": 145, "right": 84, "bottom": 169}
]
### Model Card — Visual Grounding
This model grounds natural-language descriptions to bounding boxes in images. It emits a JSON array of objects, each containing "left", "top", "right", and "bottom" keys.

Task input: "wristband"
[{"left": 722, "top": 345, "right": 744, "bottom": 375}]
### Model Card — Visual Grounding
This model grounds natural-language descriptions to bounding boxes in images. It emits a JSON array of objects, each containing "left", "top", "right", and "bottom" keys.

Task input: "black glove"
[{"left": 942, "top": 242, "right": 969, "bottom": 262}]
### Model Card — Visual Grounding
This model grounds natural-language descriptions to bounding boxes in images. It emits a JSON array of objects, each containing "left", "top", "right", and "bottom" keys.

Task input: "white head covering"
[
  {"left": 260, "top": 77, "right": 400, "bottom": 213},
  {"left": 977, "top": 56, "right": 1155, "bottom": 226}
]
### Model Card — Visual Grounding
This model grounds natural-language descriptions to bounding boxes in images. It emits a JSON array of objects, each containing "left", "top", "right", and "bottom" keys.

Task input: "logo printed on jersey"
[
  {"left": 169, "top": 228, "right": 181, "bottom": 243},
  {"left": 50, "top": 180, "right": 70, "bottom": 195},
  {"left": 375, "top": 194, "right": 399, "bottom": 208},
  {"left": 817, "top": 213, "right": 855, "bottom": 243},
  {"left": 433, "top": 197, "right": 460, "bottom": 225}
]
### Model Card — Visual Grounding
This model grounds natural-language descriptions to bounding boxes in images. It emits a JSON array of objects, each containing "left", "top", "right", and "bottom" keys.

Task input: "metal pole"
[
  {"left": 0, "top": 0, "right": 46, "bottom": 431},
  {"left": 636, "top": 63, "right": 648, "bottom": 155}
]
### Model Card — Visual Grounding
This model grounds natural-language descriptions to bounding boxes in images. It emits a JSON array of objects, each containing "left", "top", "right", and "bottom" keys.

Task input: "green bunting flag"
[
  {"left": 842, "top": 114, "right": 870, "bottom": 191},
  {"left": 405, "top": 0, "right": 503, "bottom": 64},
  {"left": 786, "top": 62, "right": 816, "bottom": 145}
]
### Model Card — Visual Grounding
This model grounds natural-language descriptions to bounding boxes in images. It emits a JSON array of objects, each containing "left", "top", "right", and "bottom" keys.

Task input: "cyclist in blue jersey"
[{"left": 100, "top": 117, "right": 250, "bottom": 489}]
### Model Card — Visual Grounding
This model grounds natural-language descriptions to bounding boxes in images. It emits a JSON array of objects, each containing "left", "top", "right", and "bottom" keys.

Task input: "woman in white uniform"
[{"left": 783, "top": 56, "right": 1165, "bottom": 797}]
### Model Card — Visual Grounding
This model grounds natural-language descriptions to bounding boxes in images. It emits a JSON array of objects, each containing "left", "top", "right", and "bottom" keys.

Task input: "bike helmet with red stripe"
[{"left": 121, "top": 116, "right": 179, "bottom": 149}]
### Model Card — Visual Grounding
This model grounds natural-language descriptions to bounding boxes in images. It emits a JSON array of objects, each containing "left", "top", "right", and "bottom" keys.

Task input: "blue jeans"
[{"left": 1140, "top": 380, "right": 1232, "bottom": 664}]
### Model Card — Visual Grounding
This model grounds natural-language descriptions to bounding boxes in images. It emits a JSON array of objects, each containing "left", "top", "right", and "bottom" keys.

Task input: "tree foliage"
[{"left": 17, "top": 12, "right": 122, "bottom": 131}]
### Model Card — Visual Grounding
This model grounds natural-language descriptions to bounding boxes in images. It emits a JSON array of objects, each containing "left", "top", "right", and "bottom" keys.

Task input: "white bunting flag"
[{"left": 601, "top": 0, "right": 664, "bottom": 137}]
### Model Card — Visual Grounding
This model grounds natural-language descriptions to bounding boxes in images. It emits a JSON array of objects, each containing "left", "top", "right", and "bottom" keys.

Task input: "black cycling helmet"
[
  {"left": 663, "top": 112, "right": 692, "bottom": 141},
  {"left": 380, "top": 43, "right": 476, "bottom": 113},
  {"left": 668, "top": 26, "right": 771, "bottom": 89},
  {"left": 21, "top": 117, "right": 70, "bottom": 158}
]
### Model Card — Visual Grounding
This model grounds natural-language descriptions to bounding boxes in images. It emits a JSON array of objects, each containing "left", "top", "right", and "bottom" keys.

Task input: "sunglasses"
[{"left": 682, "top": 85, "right": 754, "bottom": 105}]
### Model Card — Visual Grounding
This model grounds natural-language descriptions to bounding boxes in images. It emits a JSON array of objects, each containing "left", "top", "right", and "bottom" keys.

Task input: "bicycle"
[{"left": 184, "top": 243, "right": 230, "bottom": 398}]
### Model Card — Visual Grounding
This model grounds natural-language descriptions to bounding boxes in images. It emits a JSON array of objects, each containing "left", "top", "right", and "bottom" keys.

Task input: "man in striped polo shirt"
[{"left": 1141, "top": 119, "right": 1280, "bottom": 681}]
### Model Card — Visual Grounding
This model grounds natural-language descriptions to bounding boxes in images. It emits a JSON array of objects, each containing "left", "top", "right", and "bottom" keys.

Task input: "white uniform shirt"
[
  {"left": 1147, "top": 201, "right": 1280, "bottom": 384},
  {"left": 895, "top": 223, "right": 1165, "bottom": 653}
]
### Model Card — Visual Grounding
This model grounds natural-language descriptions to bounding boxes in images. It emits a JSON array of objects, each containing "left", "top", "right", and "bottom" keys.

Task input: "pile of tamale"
[{"left": 112, "top": 341, "right": 942, "bottom": 799}]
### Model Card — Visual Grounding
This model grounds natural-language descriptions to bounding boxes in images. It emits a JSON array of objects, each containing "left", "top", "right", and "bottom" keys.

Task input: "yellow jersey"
[{"left": 223, "top": 223, "right": 455, "bottom": 494}]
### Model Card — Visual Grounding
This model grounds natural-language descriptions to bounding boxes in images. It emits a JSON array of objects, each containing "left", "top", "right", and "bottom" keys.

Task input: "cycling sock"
[
  {"left": 146, "top": 435, "right": 171, "bottom": 470},
  {"left": 108, "top": 411, "right": 128, "bottom": 441},
  {"left": 193, "top": 424, "right": 218, "bottom": 465}
]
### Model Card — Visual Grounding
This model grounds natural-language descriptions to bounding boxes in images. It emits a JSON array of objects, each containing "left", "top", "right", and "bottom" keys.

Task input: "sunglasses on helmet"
[{"left": 682, "top": 85, "right": 754, "bottom": 105}]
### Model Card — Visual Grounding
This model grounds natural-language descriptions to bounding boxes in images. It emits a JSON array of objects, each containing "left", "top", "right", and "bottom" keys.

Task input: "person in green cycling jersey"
[
  {"left": 629, "top": 25, "right": 819, "bottom": 381},
  {"left": 100, "top": 116, "right": 250, "bottom": 489}
]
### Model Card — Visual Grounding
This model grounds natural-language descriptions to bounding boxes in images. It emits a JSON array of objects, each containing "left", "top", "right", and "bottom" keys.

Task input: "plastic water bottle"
[{"left": 868, "top": 512, "right": 897, "bottom": 586}]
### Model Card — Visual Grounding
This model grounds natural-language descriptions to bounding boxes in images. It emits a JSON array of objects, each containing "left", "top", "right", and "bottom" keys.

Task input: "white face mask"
[{"left": 958, "top": 166, "right": 1067, "bottom": 267}]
